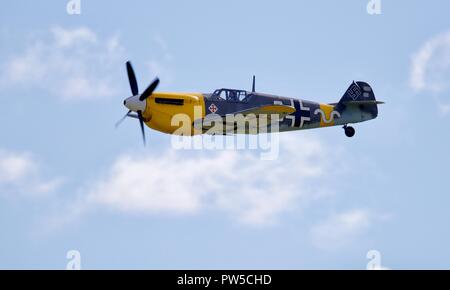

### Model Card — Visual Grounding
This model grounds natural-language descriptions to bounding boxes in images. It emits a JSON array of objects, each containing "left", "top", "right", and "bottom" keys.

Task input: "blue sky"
[{"left": 1, "top": 0, "right": 450, "bottom": 269}]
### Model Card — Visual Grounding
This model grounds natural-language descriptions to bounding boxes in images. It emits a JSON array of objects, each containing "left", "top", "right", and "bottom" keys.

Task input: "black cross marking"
[{"left": 292, "top": 100, "right": 310, "bottom": 127}]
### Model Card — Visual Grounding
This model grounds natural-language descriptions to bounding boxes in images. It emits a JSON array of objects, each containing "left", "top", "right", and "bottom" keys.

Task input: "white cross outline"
[
  {"left": 280, "top": 99, "right": 310, "bottom": 128},
  {"left": 283, "top": 99, "right": 295, "bottom": 127},
  {"left": 298, "top": 100, "right": 311, "bottom": 128}
]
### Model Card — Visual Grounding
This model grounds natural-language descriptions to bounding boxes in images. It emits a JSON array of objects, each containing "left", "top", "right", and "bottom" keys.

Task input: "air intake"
[{"left": 155, "top": 98, "right": 184, "bottom": 106}]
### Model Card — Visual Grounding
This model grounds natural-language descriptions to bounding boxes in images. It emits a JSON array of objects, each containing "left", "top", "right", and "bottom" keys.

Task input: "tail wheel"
[{"left": 344, "top": 126, "right": 355, "bottom": 138}]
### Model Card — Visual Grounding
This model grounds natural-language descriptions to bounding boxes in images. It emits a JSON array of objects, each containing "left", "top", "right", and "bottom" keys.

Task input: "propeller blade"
[
  {"left": 139, "top": 78, "right": 160, "bottom": 101},
  {"left": 126, "top": 61, "right": 139, "bottom": 96},
  {"left": 115, "top": 110, "right": 132, "bottom": 128},
  {"left": 137, "top": 110, "right": 146, "bottom": 146}
]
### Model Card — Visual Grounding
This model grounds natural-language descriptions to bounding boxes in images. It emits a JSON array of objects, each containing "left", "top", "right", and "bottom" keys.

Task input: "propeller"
[
  {"left": 116, "top": 61, "right": 159, "bottom": 146},
  {"left": 115, "top": 110, "right": 131, "bottom": 128}
]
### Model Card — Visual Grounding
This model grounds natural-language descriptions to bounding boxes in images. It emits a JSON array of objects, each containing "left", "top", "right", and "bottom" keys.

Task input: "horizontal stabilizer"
[{"left": 330, "top": 100, "right": 385, "bottom": 106}]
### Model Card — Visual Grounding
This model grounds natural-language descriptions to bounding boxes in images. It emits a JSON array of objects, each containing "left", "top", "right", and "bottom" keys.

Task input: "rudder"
[
  {"left": 339, "top": 81, "right": 376, "bottom": 104},
  {"left": 335, "top": 81, "right": 380, "bottom": 120}
]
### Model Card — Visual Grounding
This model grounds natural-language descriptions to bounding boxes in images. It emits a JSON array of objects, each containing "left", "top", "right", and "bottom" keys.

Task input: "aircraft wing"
[
  {"left": 194, "top": 104, "right": 295, "bottom": 133},
  {"left": 232, "top": 104, "right": 296, "bottom": 118}
]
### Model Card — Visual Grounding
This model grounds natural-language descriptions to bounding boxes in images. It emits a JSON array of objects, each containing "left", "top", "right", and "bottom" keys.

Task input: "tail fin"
[
  {"left": 335, "top": 81, "right": 382, "bottom": 119},
  {"left": 339, "top": 81, "right": 376, "bottom": 103}
]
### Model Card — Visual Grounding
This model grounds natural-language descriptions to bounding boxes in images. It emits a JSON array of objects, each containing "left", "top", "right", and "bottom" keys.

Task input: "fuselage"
[{"left": 138, "top": 90, "right": 378, "bottom": 135}]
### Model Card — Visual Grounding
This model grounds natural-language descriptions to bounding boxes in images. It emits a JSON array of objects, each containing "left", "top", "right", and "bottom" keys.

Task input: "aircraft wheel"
[{"left": 344, "top": 126, "right": 355, "bottom": 138}]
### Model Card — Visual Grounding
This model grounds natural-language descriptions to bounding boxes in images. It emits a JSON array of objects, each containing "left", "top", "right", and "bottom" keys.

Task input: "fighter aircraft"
[{"left": 116, "top": 61, "right": 383, "bottom": 144}]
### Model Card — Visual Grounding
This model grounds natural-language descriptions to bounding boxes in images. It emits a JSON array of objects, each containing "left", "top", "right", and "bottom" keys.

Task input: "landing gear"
[{"left": 343, "top": 125, "right": 355, "bottom": 138}]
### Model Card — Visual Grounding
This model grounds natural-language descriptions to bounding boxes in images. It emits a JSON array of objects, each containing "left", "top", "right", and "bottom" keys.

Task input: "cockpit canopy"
[{"left": 211, "top": 88, "right": 251, "bottom": 102}]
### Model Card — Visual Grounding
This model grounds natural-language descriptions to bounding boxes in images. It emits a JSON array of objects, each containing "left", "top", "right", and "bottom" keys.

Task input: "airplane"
[{"left": 116, "top": 61, "right": 383, "bottom": 144}]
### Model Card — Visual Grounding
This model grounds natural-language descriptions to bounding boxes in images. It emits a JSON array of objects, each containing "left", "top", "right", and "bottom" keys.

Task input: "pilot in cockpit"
[{"left": 228, "top": 90, "right": 237, "bottom": 101}]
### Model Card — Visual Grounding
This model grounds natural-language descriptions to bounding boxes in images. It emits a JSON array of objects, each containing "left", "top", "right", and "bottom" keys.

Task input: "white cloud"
[
  {"left": 310, "top": 209, "right": 373, "bottom": 250},
  {"left": 144, "top": 35, "right": 175, "bottom": 85},
  {"left": 0, "top": 149, "right": 63, "bottom": 196},
  {"left": 153, "top": 34, "right": 173, "bottom": 62},
  {"left": 439, "top": 103, "right": 450, "bottom": 115},
  {"left": 147, "top": 60, "right": 174, "bottom": 86},
  {"left": 0, "top": 151, "right": 36, "bottom": 183},
  {"left": 77, "top": 133, "right": 339, "bottom": 226},
  {"left": 52, "top": 27, "right": 97, "bottom": 48},
  {"left": 0, "top": 26, "right": 125, "bottom": 101},
  {"left": 410, "top": 30, "right": 450, "bottom": 93}
]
